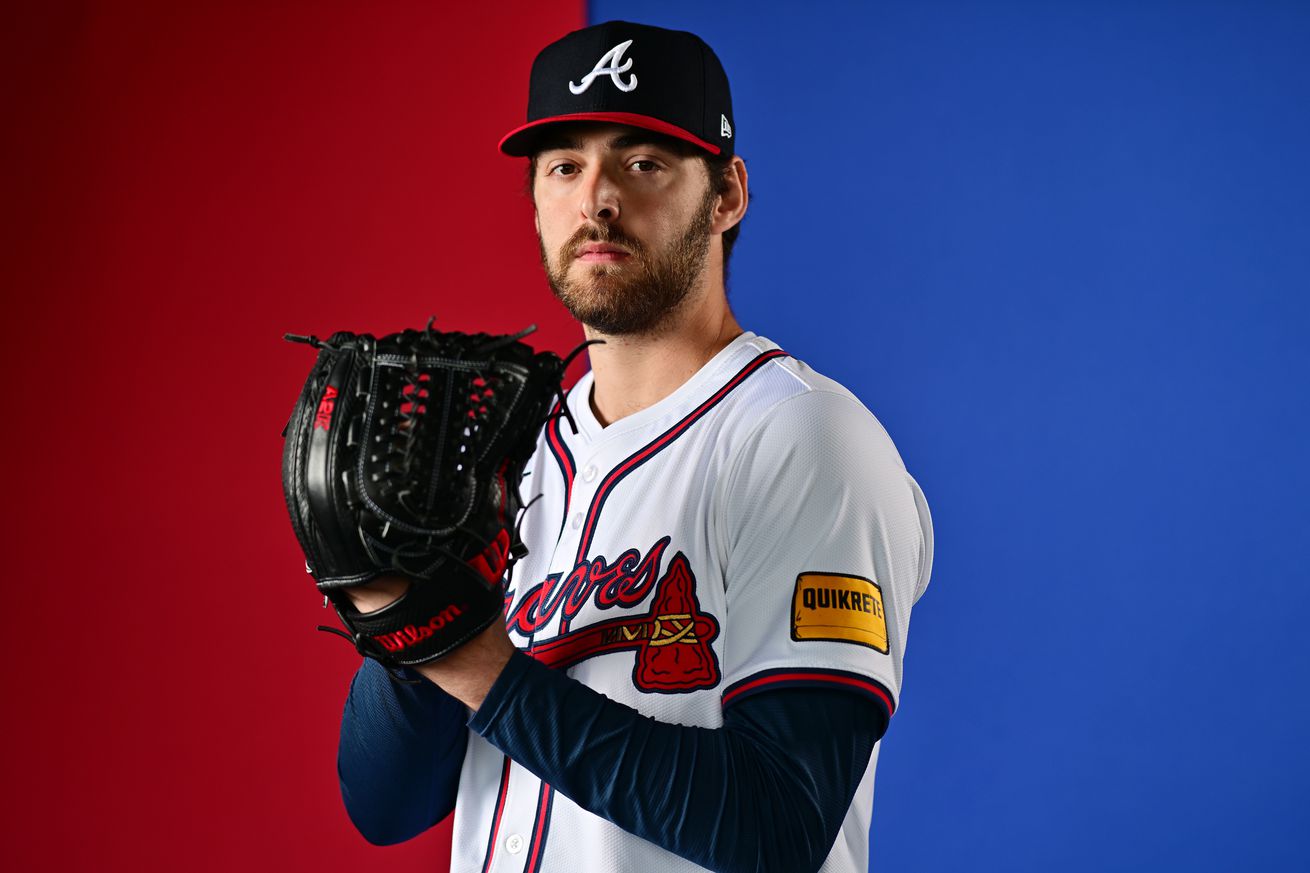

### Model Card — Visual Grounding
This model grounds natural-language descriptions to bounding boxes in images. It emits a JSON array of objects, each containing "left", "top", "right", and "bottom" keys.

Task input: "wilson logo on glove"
[
  {"left": 313, "top": 385, "right": 338, "bottom": 431},
  {"left": 374, "top": 604, "right": 467, "bottom": 653}
]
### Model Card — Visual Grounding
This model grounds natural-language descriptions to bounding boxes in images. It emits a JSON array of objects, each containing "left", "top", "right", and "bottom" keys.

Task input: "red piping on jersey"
[
  {"left": 545, "top": 405, "right": 575, "bottom": 540},
  {"left": 721, "top": 670, "right": 895, "bottom": 716},
  {"left": 525, "top": 780, "right": 555, "bottom": 873},
  {"left": 479, "top": 756, "right": 513, "bottom": 873},
  {"left": 574, "top": 349, "right": 788, "bottom": 565}
]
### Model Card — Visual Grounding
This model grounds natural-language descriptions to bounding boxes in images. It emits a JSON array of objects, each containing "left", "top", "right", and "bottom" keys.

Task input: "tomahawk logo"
[{"left": 569, "top": 39, "right": 637, "bottom": 94}]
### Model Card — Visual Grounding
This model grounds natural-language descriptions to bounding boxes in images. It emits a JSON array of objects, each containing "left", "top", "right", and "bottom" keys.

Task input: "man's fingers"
[{"left": 345, "top": 576, "right": 411, "bottom": 614}]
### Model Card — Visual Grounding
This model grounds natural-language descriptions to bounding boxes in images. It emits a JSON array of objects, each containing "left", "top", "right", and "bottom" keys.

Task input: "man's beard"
[{"left": 538, "top": 185, "right": 715, "bottom": 336}]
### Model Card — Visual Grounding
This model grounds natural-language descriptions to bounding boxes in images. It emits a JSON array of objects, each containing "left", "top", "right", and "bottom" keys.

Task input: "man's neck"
[{"left": 585, "top": 289, "right": 743, "bottom": 428}]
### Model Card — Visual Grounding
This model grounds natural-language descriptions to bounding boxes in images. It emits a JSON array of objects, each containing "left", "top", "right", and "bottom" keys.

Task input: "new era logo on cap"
[{"left": 499, "top": 21, "right": 736, "bottom": 158}]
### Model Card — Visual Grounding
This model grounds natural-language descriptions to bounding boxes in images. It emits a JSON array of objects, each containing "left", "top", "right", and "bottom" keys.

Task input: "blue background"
[{"left": 591, "top": 2, "right": 1309, "bottom": 870}]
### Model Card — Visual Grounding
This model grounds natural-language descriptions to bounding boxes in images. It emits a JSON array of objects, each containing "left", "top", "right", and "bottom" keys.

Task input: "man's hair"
[{"left": 525, "top": 131, "right": 745, "bottom": 280}]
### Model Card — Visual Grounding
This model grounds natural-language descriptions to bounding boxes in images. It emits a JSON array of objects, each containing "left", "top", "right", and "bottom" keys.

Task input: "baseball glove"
[{"left": 281, "top": 319, "right": 566, "bottom": 671}]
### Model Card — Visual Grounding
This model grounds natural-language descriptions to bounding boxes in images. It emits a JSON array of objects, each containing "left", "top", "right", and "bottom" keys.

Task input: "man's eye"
[
  {"left": 547, "top": 163, "right": 578, "bottom": 176},
  {"left": 630, "top": 160, "right": 658, "bottom": 172}
]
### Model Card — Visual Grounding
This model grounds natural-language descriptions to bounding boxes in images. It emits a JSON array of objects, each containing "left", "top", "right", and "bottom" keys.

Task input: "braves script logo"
[
  {"left": 314, "top": 385, "right": 338, "bottom": 430},
  {"left": 569, "top": 39, "right": 637, "bottom": 95},
  {"left": 508, "top": 536, "right": 720, "bottom": 692}
]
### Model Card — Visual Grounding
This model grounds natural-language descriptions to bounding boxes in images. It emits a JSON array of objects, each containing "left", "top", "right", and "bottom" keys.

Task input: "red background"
[{"left": 3, "top": 3, "right": 581, "bottom": 869}]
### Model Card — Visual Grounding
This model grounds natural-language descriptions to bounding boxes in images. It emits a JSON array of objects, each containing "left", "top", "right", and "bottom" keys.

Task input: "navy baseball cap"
[{"left": 499, "top": 21, "right": 736, "bottom": 158}]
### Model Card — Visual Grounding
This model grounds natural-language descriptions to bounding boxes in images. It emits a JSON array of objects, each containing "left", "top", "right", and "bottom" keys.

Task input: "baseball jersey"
[{"left": 449, "top": 331, "right": 934, "bottom": 873}]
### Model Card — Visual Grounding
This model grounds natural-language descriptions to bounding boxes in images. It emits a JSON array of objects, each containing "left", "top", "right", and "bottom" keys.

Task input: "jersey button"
[
  {"left": 582, "top": 464, "right": 598, "bottom": 482},
  {"left": 571, "top": 512, "right": 583, "bottom": 530},
  {"left": 505, "top": 833, "right": 525, "bottom": 854}
]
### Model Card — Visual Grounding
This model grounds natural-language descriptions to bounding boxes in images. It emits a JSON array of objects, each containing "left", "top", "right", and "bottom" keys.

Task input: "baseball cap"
[{"left": 499, "top": 21, "right": 735, "bottom": 158}]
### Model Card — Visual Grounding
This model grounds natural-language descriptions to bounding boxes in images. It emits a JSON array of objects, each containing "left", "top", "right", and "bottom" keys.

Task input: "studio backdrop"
[{"left": 3, "top": 2, "right": 1306, "bottom": 872}]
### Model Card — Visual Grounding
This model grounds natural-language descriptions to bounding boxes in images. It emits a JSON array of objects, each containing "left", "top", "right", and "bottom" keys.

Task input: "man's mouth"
[{"left": 575, "top": 243, "right": 632, "bottom": 263}]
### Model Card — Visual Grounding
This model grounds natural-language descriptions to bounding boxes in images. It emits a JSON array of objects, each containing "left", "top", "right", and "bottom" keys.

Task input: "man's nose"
[{"left": 579, "top": 167, "right": 620, "bottom": 224}]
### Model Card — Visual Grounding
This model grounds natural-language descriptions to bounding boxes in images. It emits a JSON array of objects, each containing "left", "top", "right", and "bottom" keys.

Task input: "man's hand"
[
  {"left": 345, "top": 576, "right": 516, "bottom": 712},
  {"left": 413, "top": 620, "right": 517, "bottom": 711}
]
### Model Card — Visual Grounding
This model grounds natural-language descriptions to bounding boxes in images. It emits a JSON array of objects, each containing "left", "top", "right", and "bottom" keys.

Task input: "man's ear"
[{"left": 712, "top": 157, "right": 748, "bottom": 235}]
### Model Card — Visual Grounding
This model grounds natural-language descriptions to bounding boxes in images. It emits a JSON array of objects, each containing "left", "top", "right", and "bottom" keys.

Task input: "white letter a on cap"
[{"left": 570, "top": 40, "right": 638, "bottom": 94}]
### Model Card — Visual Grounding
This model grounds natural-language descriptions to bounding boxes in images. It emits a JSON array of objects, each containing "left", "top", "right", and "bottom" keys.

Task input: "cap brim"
[{"left": 499, "top": 111, "right": 722, "bottom": 157}]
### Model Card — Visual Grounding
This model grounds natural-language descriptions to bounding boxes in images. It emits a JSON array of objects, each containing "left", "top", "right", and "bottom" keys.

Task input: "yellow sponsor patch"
[{"left": 791, "top": 573, "right": 888, "bottom": 653}]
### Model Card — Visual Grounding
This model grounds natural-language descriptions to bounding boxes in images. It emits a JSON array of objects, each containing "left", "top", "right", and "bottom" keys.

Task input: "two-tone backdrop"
[{"left": 4, "top": 2, "right": 1306, "bottom": 871}]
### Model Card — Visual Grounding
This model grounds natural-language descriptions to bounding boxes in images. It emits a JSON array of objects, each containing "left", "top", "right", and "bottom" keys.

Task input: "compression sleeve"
[
  {"left": 337, "top": 659, "right": 469, "bottom": 845},
  {"left": 469, "top": 650, "right": 886, "bottom": 873}
]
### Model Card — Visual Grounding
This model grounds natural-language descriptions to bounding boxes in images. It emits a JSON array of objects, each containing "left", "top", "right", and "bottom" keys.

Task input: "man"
[{"left": 336, "top": 20, "right": 933, "bottom": 873}]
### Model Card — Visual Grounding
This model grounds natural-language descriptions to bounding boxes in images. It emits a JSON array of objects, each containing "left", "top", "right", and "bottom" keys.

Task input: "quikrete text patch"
[{"left": 791, "top": 573, "right": 888, "bottom": 653}]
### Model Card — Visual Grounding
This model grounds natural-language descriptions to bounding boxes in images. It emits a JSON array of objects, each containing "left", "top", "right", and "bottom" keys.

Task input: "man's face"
[{"left": 532, "top": 124, "right": 717, "bottom": 336}]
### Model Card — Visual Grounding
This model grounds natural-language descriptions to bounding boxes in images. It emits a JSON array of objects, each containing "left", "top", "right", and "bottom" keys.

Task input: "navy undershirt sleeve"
[
  {"left": 337, "top": 659, "right": 469, "bottom": 845},
  {"left": 338, "top": 652, "right": 886, "bottom": 866},
  {"left": 469, "top": 652, "right": 887, "bottom": 873}
]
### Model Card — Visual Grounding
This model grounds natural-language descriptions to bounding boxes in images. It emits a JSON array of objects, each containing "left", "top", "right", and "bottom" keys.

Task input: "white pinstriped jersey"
[{"left": 450, "top": 332, "right": 933, "bottom": 873}]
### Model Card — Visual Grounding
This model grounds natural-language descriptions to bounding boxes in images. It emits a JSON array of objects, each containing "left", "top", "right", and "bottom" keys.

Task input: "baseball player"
[{"left": 335, "top": 21, "right": 933, "bottom": 873}]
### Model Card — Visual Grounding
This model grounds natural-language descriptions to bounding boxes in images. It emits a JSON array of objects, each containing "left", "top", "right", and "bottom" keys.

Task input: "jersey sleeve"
[{"left": 716, "top": 389, "right": 933, "bottom": 723}]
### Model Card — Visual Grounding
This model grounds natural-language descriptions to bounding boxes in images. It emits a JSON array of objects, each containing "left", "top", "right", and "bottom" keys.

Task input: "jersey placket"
[
  {"left": 480, "top": 761, "right": 545, "bottom": 873},
  {"left": 490, "top": 445, "right": 611, "bottom": 873},
  {"left": 536, "top": 439, "right": 612, "bottom": 643}
]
